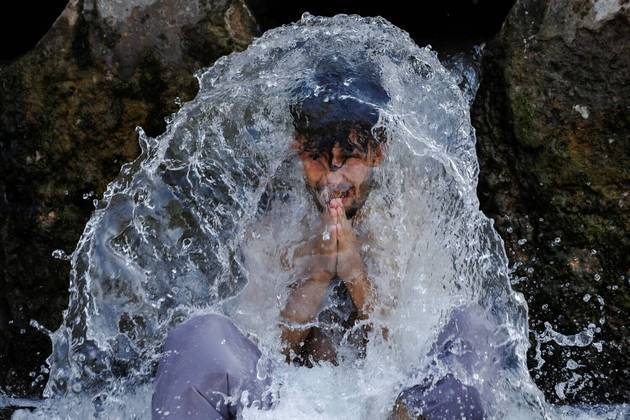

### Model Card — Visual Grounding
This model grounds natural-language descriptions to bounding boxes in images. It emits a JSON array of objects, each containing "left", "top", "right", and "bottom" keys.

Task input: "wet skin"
[{"left": 280, "top": 130, "right": 384, "bottom": 364}]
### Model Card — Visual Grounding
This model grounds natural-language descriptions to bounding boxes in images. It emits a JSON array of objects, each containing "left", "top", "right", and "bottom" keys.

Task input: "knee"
[
  {"left": 152, "top": 381, "right": 231, "bottom": 420},
  {"left": 189, "top": 313, "right": 235, "bottom": 332},
  {"left": 163, "top": 313, "right": 236, "bottom": 352},
  {"left": 393, "top": 375, "right": 484, "bottom": 420}
]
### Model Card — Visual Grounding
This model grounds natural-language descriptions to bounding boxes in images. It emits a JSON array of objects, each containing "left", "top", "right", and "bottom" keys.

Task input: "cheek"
[
  {"left": 302, "top": 160, "right": 325, "bottom": 186},
  {"left": 343, "top": 161, "right": 371, "bottom": 186}
]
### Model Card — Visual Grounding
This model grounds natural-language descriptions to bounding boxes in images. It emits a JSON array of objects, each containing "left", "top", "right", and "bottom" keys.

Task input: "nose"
[{"left": 330, "top": 142, "right": 344, "bottom": 171}]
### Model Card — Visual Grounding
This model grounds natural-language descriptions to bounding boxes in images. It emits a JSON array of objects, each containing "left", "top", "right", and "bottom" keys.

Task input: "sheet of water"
[{"left": 5, "top": 13, "right": 628, "bottom": 420}]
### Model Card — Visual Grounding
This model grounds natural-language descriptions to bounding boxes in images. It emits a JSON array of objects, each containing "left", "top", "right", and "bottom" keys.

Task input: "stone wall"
[
  {"left": 473, "top": 0, "right": 629, "bottom": 404},
  {"left": 0, "top": 0, "right": 257, "bottom": 396}
]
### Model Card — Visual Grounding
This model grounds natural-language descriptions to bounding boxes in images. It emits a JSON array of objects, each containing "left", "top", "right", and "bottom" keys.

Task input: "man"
[
  {"left": 152, "top": 60, "right": 487, "bottom": 419},
  {"left": 278, "top": 63, "right": 388, "bottom": 365}
]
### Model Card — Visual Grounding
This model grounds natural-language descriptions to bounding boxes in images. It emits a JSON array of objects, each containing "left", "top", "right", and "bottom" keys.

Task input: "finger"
[
  {"left": 322, "top": 224, "right": 337, "bottom": 246},
  {"left": 335, "top": 205, "right": 344, "bottom": 220},
  {"left": 333, "top": 223, "right": 342, "bottom": 239},
  {"left": 325, "top": 205, "right": 339, "bottom": 227}
]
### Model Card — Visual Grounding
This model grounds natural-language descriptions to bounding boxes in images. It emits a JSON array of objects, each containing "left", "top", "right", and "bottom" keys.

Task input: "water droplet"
[
  {"left": 572, "top": 104, "right": 589, "bottom": 119},
  {"left": 566, "top": 359, "right": 582, "bottom": 370},
  {"left": 52, "top": 249, "right": 70, "bottom": 260},
  {"left": 555, "top": 382, "right": 567, "bottom": 400}
]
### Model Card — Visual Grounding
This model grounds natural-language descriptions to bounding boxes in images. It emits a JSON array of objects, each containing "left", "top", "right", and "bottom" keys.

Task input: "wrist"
[
  {"left": 311, "top": 270, "right": 335, "bottom": 283},
  {"left": 340, "top": 254, "right": 367, "bottom": 281}
]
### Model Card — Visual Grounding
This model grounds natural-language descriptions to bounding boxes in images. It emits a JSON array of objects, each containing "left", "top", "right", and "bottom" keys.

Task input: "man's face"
[{"left": 295, "top": 129, "right": 384, "bottom": 218}]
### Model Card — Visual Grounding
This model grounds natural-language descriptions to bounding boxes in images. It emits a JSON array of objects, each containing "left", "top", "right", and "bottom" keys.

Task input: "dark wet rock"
[
  {"left": 473, "top": 0, "right": 629, "bottom": 404},
  {"left": 0, "top": 0, "right": 257, "bottom": 397}
]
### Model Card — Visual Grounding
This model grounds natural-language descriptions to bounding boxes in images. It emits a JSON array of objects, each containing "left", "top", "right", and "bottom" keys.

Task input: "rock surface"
[
  {"left": 0, "top": 0, "right": 257, "bottom": 396},
  {"left": 473, "top": 0, "right": 629, "bottom": 404}
]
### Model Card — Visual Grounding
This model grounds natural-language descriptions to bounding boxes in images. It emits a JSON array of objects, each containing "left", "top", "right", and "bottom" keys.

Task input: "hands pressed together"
[
  {"left": 322, "top": 198, "right": 373, "bottom": 315},
  {"left": 280, "top": 198, "right": 377, "bottom": 363}
]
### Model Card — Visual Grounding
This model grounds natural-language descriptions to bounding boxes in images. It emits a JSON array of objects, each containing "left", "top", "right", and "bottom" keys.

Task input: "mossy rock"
[
  {"left": 473, "top": 0, "right": 629, "bottom": 404},
  {"left": 0, "top": 0, "right": 258, "bottom": 397}
]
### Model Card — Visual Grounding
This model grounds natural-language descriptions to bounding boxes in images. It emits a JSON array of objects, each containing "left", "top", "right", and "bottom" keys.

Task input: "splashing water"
[{"left": 7, "top": 14, "right": 629, "bottom": 419}]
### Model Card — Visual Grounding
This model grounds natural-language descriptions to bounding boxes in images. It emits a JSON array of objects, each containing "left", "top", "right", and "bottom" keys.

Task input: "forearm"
[
  {"left": 279, "top": 272, "right": 331, "bottom": 352},
  {"left": 342, "top": 259, "right": 375, "bottom": 318}
]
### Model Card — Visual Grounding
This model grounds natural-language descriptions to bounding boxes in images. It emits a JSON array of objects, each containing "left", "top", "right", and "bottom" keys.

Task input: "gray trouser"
[
  {"left": 151, "top": 314, "right": 271, "bottom": 420},
  {"left": 395, "top": 305, "right": 501, "bottom": 419},
  {"left": 152, "top": 309, "right": 488, "bottom": 420}
]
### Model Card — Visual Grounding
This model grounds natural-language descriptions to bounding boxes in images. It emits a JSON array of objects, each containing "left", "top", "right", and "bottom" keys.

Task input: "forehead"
[{"left": 294, "top": 127, "right": 377, "bottom": 154}]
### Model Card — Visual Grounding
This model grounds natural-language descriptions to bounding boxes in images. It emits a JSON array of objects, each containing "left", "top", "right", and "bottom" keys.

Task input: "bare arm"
[
  {"left": 279, "top": 228, "right": 336, "bottom": 359},
  {"left": 337, "top": 249, "right": 375, "bottom": 319},
  {"left": 279, "top": 272, "right": 331, "bottom": 358}
]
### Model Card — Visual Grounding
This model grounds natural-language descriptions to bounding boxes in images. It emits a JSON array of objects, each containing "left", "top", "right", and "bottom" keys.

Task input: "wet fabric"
[
  {"left": 396, "top": 374, "right": 484, "bottom": 419},
  {"left": 393, "top": 304, "right": 508, "bottom": 419},
  {"left": 152, "top": 307, "right": 492, "bottom": 419},
  {"left": 151, "top": 314, "right": 272, "bottom": 420}
]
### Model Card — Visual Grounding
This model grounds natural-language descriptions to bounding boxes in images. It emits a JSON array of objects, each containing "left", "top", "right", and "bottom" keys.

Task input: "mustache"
[{"left": 316, "top": 183, "right": 354, "bottom": 203}]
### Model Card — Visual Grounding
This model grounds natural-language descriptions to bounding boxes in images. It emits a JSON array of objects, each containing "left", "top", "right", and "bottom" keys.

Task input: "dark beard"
[{"left": 306, "top": 180, "right": 371, "bottom": 220}]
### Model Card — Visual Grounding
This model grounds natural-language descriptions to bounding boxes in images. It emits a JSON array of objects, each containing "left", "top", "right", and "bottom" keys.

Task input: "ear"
[
  {"left": 370, "top": 143, "right": 385, "bottom": 166},
  {"left": 292, "top": 133, "right": 305, "bottom": 153}
]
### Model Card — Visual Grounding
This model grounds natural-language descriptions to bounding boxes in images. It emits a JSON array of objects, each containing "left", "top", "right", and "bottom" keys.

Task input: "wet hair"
[{"left": 290, "top": 57, "right": 390, "bottom": 159}]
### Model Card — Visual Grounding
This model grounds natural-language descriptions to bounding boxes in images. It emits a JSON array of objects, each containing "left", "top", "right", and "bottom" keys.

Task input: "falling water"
[{"left": 5, "top": 13, "right": 628, "bottom": 419}]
